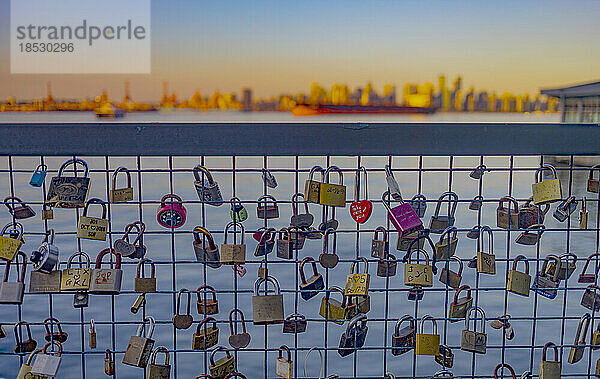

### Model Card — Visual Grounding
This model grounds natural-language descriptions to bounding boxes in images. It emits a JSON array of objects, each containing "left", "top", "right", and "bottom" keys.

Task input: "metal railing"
[{"left": 0, "top": 123, "right": 599, "bottom": 379}]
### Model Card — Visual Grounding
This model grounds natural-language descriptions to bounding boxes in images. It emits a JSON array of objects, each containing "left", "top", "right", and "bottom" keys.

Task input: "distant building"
[
  {"left": 541, "top": 80, "right": 600, "bottom": 123},
  {"left": 242, "top": 88, "right": 252, "bottom": 112}
]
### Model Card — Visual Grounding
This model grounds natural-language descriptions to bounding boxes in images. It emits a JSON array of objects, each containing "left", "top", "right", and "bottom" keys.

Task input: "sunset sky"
[{"left": 1, "top": 0, "right": 599, "bottom": 101}]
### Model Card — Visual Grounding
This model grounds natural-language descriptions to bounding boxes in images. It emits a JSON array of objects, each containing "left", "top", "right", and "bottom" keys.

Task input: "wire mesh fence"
[{"left": 1, "top": 124, "right": 600, "bottom": 378}]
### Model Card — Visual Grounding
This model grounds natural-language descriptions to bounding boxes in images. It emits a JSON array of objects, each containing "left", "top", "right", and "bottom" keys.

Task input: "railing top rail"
[{"left": 1, "top": 122, "right": 599, "bottom": 156}]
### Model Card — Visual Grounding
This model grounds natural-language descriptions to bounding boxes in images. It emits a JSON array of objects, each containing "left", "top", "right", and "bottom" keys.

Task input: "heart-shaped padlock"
[
  {"left": 114, "top": 238, "right": 136, "bottom": 257},
  {"left": 350, "top": 167, "right": 372, "bottom": 224}
]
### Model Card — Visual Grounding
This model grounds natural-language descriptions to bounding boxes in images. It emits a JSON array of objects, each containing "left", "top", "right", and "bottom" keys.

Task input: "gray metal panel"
[
  {"left": 1, "top": 122, "right": 600, "bottom": 156},
  {"left": 541, "top": 80, "right": 600, "bottom": 98}
]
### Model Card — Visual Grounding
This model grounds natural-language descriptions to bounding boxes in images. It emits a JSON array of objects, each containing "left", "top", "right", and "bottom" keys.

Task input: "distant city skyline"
[{"left": 1, "top": 0, "right": 599, "bottom": 101}]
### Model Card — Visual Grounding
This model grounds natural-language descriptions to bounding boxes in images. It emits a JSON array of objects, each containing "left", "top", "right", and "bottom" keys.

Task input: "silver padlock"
[
  {"left": 30, "top": 229, "right": 59, "bottom": 273},
  {"left": 193, "top": 165, "right": 223, "bottom": 205},
  {"left": 192, "top": 226, "right": 221, "bottom": 268},
  {"left": 89, "top": 248, "right": 123, "bottom": 295},
  {"left": 0, "top": 251, "right": 27, "bottom": 304},
  {"left": 123, "top": 316, "right": 156, "bottom": 368},
  {"left": 148, "top": 346, "right": 171, "bottom": 379},
  {"left": 31, "top": 341, "right": 63, "bottom": 377}
]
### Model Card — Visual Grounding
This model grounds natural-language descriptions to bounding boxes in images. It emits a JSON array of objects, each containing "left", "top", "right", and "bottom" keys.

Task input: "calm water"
[{"left": 4, "top": 112, "right": 598, "bottom": 379}]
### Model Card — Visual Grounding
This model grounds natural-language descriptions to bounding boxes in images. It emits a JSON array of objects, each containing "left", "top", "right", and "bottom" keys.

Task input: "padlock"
[
  {"left": 532, "top": 164, "right": 562, "bottom": 205},
  {"left": 435, "top": 345, "right": 454, "bottom": 368},
  {"left": 276, "top": 345, "right": 293, "bottom": 379},
  {"left": 371, "top": 226, "right": 388, "bottom": 258},
  {"left": 461, "top": 306, "right": 487, "bottom": 354},
  {"left": 43, "top": 317, "right": 68, "bottom": 343},
  {"left": 579, "top": 253, "right": 600, "bottom": 283},
  {"left": 14, "top": 321, "right": 37, "bottom": 353},
  {"left": 338, "top": 313, "right": 368, "bottom": 357},
  {"left": 89, "top": 319, "right": 97, "bottom": 349},
  {"left": 384, "top": 164, "right": 403, "bottom": 201},
  {"left": 148, "top": 346, "right": 171, "bottom": 379},
  {"left": 434, "top": 226, "right": 458, "bottom": 259},
  {"left": 262, "top": 168, "right": 278, "bottom": 188},
  {"left": 229, "top": 197, "right": 248, "bottom": 222},
  {"left": 404, "top": 241, "right": 436, "bottom": 288},
  {"left": 131, "top": 293, "right": 146, "bottom": 314},
  {"left": 300, "top": 257, "right": 325, "bottom": 300},
  {"left": 210, "top": 346, "right": 236, "bottom": 378},
  {"left": 105, "top": 350, "right": 115, "bottom": 375},
  {"left": 221, "top": 222, "right": 246, "bottom": 264},
  {"left": 588, "top": 164, "right": 600, "bottom": 193},
  {"left": 580, "top": 197, "right": 588, "bottom": 229},
  {"left": 173, "top": 288, "right": 194, "bottom": 329},
  {"left": 382, "top": 190, "right": 423, "bottom": 237},
  {"left": 469, "top": 195, "right": 483, "bottom": 211},
  {"left": 29, "top": 163, "right": 47, "bottom": 187},
  {"left": 288, "top": 226, "right": 306, "bottom": 250},
  {"left": 539, "top": 342, "right": 561, "bottom": 379},
  {"left": 349, "top": 166, "right": 372, "bottom": 223},
  {"left": 397, "top": 229, "right": 426, "bottom": 252},
  {"left": 350, "top": 293, "right": 370, "bottom": 314},
  {"left": 532, "top": 255, "right": 561, "bottom": 299},
  {"left": 429, "top": 191, "right": 458, "bottom": 232},
  {"left": 470, "top": 164, "right": 487, "bottom": 179},
  {"left": 129, "top": 220, "right": 147, "bottom": 259},
  {"left": 254, "top": 227, "right": 276, "bottom": 257},
  {"left": 276, "top": 227, "right": 294, "bottom": 260},
  {"left": 30, "top": 229, "right": 59, "bottom": 274},
  {"left": 193, "top": 165, "right": 223, "bottom": 205},
  {"left": 553, "top": 195, "right": 578, "bottom": 222},
  {"left": 449, "top": 285, "right": 473, "bottom": 322},
  {"left": 320, "top": 166, "right": 346, "bottom": 207},
  {"left": 568, "top": 313, "right": 591, "bottom": 364},
  {"left": 252, "top": 276, "right": 284, "bottom": 324},
  {"left": 592, "top": 318, "right": 600, "bottom": 350},
  {"left": 320, "top": 286, "right": 354, "bottom": 324},
  {"left": 489, "top": 314, "right": 514, "bottom": 340},
  {"left": 123, "top": 316, "right": 155, "bottom": 367},
  {"left": 518, "top": 197, "right": 549, "bottom": 229},
  {"left": 46, "top": 158, "right": 90, "bottom": 208},
  {"left": 304, "top": 165, "right": 325, "bottom": 204},
  {"left": 377, "top": 251, "right": 397, "bottom": 278},
  {"left": 290, "top": 192, "right": 314, "bottom": 228},
  {"left": 0, "top": 251, "right": 26, "bottom": 304},
  {"left": 391, "top": 315, "right": 415, "bottom": 356},
  {"left": 305, "top": 226, "right": 323, "bottom": 240},
  {"left": 476, "top": 226, "right": 495, "bottom": 274},
  {"left": 257, "top": 194, "right": 280, "bottom": 219},
  {"left": 192, "top": 317, "right": 219, "bottom": 350},
  {"left": 546, "top": 253, "right": 577, "bottom": 280},
  {"left": 110, "top": 166, "right": 134, "bottom": 203},
  {"left": 507, "top": 255, "right": 531, "bottom": 297},
  {"left": 41, "top": 203, "right": 53, "bottom": 220},
  {"left": 319, "top": 228, "right": 339, "bottom": 268},
  {"left": 581, "top": 285, "right": 600, "bottom": 311},
  {"left": 157, "top": 194, "right": 187, "bottom": 228},
  {"left": 0, "top": 222, "right": 24, "bottom": 261},
  {"left": 345, "top": 257, "right": 370, "bottom": 296},
  {"left": 89, "top": 248, "right": 123, "bottom": 294},
  {"left": 135, "top": 258, "right": 157, "bottom": 293},
  {"left": 16, "top": 349, "right": 43, "bottom": 379},
  {"left": 114, "top": 222, "right": 142, "bottom": 258},
  {"left": 30, "top": 341, "right": 62, "bottom": 377},
  {"left": 197, "top": 285, "right": 219, "bottom": 315},
  {"left": 258, "top": 259, "right": 268, "bottom": 279},
  {"left": 415, "top": 315, "right": 439, "bottom": 356},
  {"left": 77, "top": 198, "right": 108, "bottom": 241},
  {"left": 466, "top": 225, "right": 480, "bottom": 240},
  {"left": 494, "top": 363, "right": 517, "bottom": 379},
  {"left": 496, "top": 196, "right": 519, "bottom": 229},
  {"left": 228, "top": 308, "right": 251, "bottom": 348},
  {"left": 515, "top": 224, "right": 545, "bottom": 245},
  {"left": 4, "top": 196, "right": 35, "bottom": 219},
  {"left": 439, "top": 256, "right": 463, "bottom": 289},
  {"left": 192, "top": 226, "right": 221, "bottom": 268},
  {"left": 283, "top": 313, "right": 307, "bottom": 334},
  {"left": 409, "top": 194, "right": 428, "bottom": 218},
  {"left": 61, "top": 251, "right": 91, "bottom": 291}
]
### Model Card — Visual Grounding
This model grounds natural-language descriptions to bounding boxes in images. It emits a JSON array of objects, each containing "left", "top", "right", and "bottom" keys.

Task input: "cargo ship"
[{"left": 292, "top": 104, "right": 437, "bottom": 116}]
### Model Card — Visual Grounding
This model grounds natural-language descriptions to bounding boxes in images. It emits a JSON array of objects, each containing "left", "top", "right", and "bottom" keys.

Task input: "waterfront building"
[{"left": 541, "top": 80, "right": 600, "bottom": 123}]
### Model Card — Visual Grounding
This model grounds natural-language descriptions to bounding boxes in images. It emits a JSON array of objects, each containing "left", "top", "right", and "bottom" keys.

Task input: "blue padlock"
[{"left": 29, "top": 164, "right": 47, "bottom": 187}]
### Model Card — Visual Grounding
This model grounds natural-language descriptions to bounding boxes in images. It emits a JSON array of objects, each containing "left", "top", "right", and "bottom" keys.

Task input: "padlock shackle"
[
  {"left": 14, "top": 321, "right": 34, "bottom": 347},
  {"left": 477, "top": 225, "right": 494, "bottom": 255},
  {"left": 35, "top": 163, "right": 48, "bottom": 171},
  {"left": 278, "top": 344, "right": 291, "bottom": 361},
  {"left": 95, "top": 248, "right": 121, "bottom": 269},
  {"left": 257, "top": 194, "right": 278, "bottom": 211},
  {"left": 193, "top": 226, "right": 217, "bottom": 249},
  {"left": 253, "top": 276, "right": 281, "bottom": 296},
  {"left": 494, "top": 363, "right": 516, "bottom": 379},
  {"left": 498, "top": 196, "right": 519, "bottom": 214},
  {"left": 43, "top": 317, "right": 65, "bottom": 336},
  {"left": 446, "top": 256, "right": 463, "bottom": 275},
  {"left": 384, "top": 165, "right": 403, "bottom": 200},
  {"left": 324, "top": 286, "right": 346, "bottom": 306},
  {"left": 196, "top": 317, "right": 217, "bottom": 334},
  {"left": 432, "top": 191, "right": 459, "bottom": 217},
  {"left": 228, "top": 308, "right": 248, "bottom": 334},
  {"left": 308, "top": 165, "right": 325, "bottom": 182},
  {"left": 210, "top": 345, "right": 232, "bottom": 365},
  {"left": 42, "top": 340, "right": 63, "bottom": 356},
  {"left": 304, "top": 346, "right": 324, "bottom": 379},
  {"left": 432, "top": 370, "right": 455, "bottom": 378},
  {"left": 535, "top": 164, "right": 558, "bottom": 182},
  {"left": 3, "top": 251, "right": 27, "bottom": 283},
  {"left": 464, "top": 306, "right": 486, "bottom": 333},
  {"left": 558, "top": 195, "right": 577, "bottom": 212},
  {"left": 3, "top": 196, "right": 27, "bottom": 212},
  {"left": 403, "top": 233, "right": 437, "bottom": 274},
  {"left": 257, "top": 227, "right": 277, "bottom": 245},
  {"left": 559, "top": 252, "right": 577, "bottom": 265},
  {"left": 524, "top": 223, "right": 545, "bottom": 234},
  {"left": 323, "top": 165, "right": 343, "bottom": 185},
  {"left": 25, "top": 349, "right": 43, "bottom": 365},
  {"left": 224, "top": 221, "right": 245, "bottom": 244},
  {"left": 541, "top": 254, "right": 562, "bottom": 282},
  {"left": 111, "top": 166, "right": 132, "bottom": 190},
  {"left": 346, "top": 313, "right": 367, "bottom": 332},
  {"left": 419, "top": 314, "right": 437, "bottom": 334},
  {"left": 58, "top": 158, "right": 89, "bottom": 177},
  {"left": 82, "top": 198, "right": 107, "bottom": 218},
  {"left": 160, "top": 193, "right": 183, "bottom": 208},
  {"left": 278, "top": 227, "right": 291, "bottom": 241},
  {"left": 522, "top": 196, "right": 550, "bottom": 215},
  {"left": 197, "top": 285, "right": 218, "bottom": 303},
  {"left": 123, "top": 221, "right": 145, "bottom": 246},
  {"left": 285, "top": 313, "right": 306, "bottom": 321},
  {"left": 291, "top": 192, "right": 310, "bottom": 217},
  {"left": 136, "top": 316, "right": 155, "bottom": 338},
  {"left": 1, "top": 221, "right": 23, "bottom": 239},
  {"left": 89, "top": 319, "right": 96, "bottom": 332},
  {"left": 175, "top": 288, "right": 192, "bottom": 316},
  {"left": 66, "top": 251, "right": 91, "bottom": 268},
  {"left": 136, "top": 258, "right": 155, "bottom": 279},
  {"left": 322, "top": 228, "right": 337, "bottom": 255},
  {"left": 41, "top": 228, "right": 56, "bottom": 246},
  {"left": 394, "top": 314, "right": 415, "bottom": 335},
  {"left": 541, "top": 341, "right": 558, "bottom": 362},
  {"left": 439, "top": 226, "right": 458, "bottom": 242},
  {"left": 349, "top": 257, "right": 368, "bottom": 274},
  {"left": 589, "top": 164, "right": 600, "bottom": 180},
  {"left": 151, "top": 346, "right": 170, "bottom": 365},
  {"left": 373, "top": 226, "right": 387, "bottom": 243},
  {"left": 580, "top": 253, "right": 600, "bottom": 278},
  {"left": 574, "top": 313, "right": 591, "bottom": 343},
  {"left": 193, "top": 165, "right": 215, "bottom": 184},
  {"left": 354, "top": 166, "right": 368, "bottom": 202},
  {"left": 299, "top": 257, "right": 320, "bottom": 284},
  {"left": 453, "top": 285, "right": 472, "bottom": 304},
  {"left": 511, "top": 255, "right": 529, "bottom": 275}
]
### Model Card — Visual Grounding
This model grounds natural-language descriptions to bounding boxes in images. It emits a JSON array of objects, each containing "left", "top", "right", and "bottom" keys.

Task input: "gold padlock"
[
  {"left": 415, "top": 315, "right": 439, "bottom": 356},
  {"left": 320, "top": 286, "right": 352, "bottom": 324},
  {"left": 221, "top": 222, "right": 246, "bottom": 265},
  {"left": 405, "top": 249, "right": 434, "bottom": 287},
  {"left": 148, "top": 346, "right": 171, "bottom": 379},
  {"left": 344, "top": 257, "right": 370, "bottom": 296},
  {"left": 304, "top": 165, "right": 324, "bottom": 204},
  {"left": 434, "top": 226, "right": 458, "bottom": 259},
  {"left": 592, "top": 318, "right": 600, "bottom": 350},
  {"left": 476, "top": 226, "right": 495, "bottom": 275},
  {"left": 532, "top": 164, "right": 562, "bottom": 205},
  {"left": 0, "top": 222, "right": 24, "bottom": 261},
  {"left": 192, "top": 317, "right": 219, "bottom": 350},
  {"left": 17, "top": 349, "right": 45, "bottom": 379},
  {"left": 507, "top": 255, "right": 531, "bottom": 297},
  {"left": 539, "top": 342, "right": 561, "bottom": 379},
  {"left": 568, "top": 313, "right": 590, "bottom": 364},
  {"left": 61, "top": 252, "right": 91, "bottom": 291},
  {"left": 276, "top": 345, "right": 293, "bottom": 379},
  {"left": 110, "top": 166, "right": 134, "bottom": 203},
  {"left": 77, "top": 198, "right": 109, "bottom": 241},
  {"left": 319, "top": 166, "right": 346, "bottom": 207},
  {"left": 209, "top": 346, "right": 235, "bottom": 379}
]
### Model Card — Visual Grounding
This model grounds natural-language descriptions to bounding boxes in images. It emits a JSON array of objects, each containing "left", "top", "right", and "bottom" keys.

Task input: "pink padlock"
[
  {"left": 382, "top": 190, "right": 423, "bottom": 238},
  {"left": 157, "top": 194, "right": 187, "bottom": 228}
]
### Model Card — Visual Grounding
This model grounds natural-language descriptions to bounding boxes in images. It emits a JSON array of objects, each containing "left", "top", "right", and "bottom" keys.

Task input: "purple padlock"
[{"left": 382, "top": 190, "right": 424, "bottom": 238}]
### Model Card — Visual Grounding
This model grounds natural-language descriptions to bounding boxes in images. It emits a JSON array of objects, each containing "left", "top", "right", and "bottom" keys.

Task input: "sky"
[{"left": 1, "top": 0, "right": 599, "bottom": 101}]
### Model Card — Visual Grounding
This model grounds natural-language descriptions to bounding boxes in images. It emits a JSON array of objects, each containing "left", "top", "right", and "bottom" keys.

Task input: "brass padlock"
[
  {"left": 258, "top": 259, "right": 268, "bottom": 279},
  {"left": 61, "top": 252, "right": 91, "bottom": 291},
  {"left": 46, "top": 158, "right": 90, "bottom": 208},
  {"left": 89, "top": 319, "right": 97, "bottom": 349},
  {"left": 415, "top": 315, "right": 439, "bottom": 356},
  {"left": 439, "top": 256, "right": 463, "bottom": 289},
  {"left": 588, "top": 164, "right": 600, "bottom": 193},
  {"left": 221, "top": 222, "right": 246, "bottom": 265},
  {"left": 497, "top": 196, "right": 519, "bottom": 229},
  {"left": 277, "top": 227, "right": 294, "bottom": 260},
  {"left": 299, "top": 257, "right": 324, "bottom": 300},
  {"left": 14, "top": 321, "right": 37, "bottom": 353},
  {"left": 257, "top": 195, "right": 280, "bottom": 219},
  {"left": 391, "top": 315, "right": 415, "bottom": 356},
  {"left": 252, "top": 276, "right": 284, "bottom": 325},
  {"left": 476, "top": 226, "right": 495, "bottom": 274},
  {"left": 290, "top": 192, "right": 314, "bottom": 228},
  {"left": 193, "top": 165, "right": 223, "bottom": 205},
  {"left": 319, "top": 228, "right": 339, "bottom": 268},
  {"left": 592, "top": 318, "right": 600, "bottom": 350},
  {"left": 539, "top": 342, "right": 561, "bottom": 379},
  {"left": 16, "top": 349, "right": 43, "bottom": 379},
  {"left": 404, "top": 247, "right": 434, "bottom": 288},
  {"left": 435, "top": 345, "right": 454, "bottom": 368},
  {"left": 449, "top": 285, "right": 473, "bottom": 322},
  {"left": 434, "top": 226, "right": 458, "bottom": 259},
  {"left": 283, "top": 313, "right": 307, "bottom": 334},
  {"left": 0, "top": 222, "right": 24, "bottom": 261},
  {"left": 210, "top": 346, "right": 235, "bottom": 378},
  {"left": 507, "top": 255, "right": 531, "bottom": 297},
  {"left": 545, "top": 252, "right": 576, "bottom": 281},
  {"left": 429, "top": 191, "right": 458, "bottom": 232},
  {"left": 197, "top": 285, "right": 219, "bottom": 315},
  {"left": 494, "top": 363, "right": 517, "bottom": 379},
  {"left": 579, "top": 253, "right": 600, "bottom": 283},
  {"left": 276, "top": 345, "right": 293, "bottom": 379},
  {"left": 173, "top": 289, "right": 194, "bottom": 329},
  {"left": 320, "top": 166, "right": 346, "bottom": 207},
  {"left": 568, "top": 313, "right": 590, "bottom": 364},
  {"left": 41, "top": 203, "right": 54, "bottom": 220},
  {"left": 110, "top": 166, "right": 134, "bottom": 203},
  {"left": 123, "top": 316, "right": 155, "bottom": 368},
  {"left": 193, "top": 317, "right": 219, "bottom": 350},
  {"left": 377, "top": 250, "right": 397, "bottom": 278},
  {"left": 0, "top": 251, "right": 27, "bottom": 304},
  {"left": 304, "top": 165, "right": 325, "bottom": 204},
  {"left": 461, "top": 306, "right": 487, "bottom": 354},
  {"left": 532, "top": 164, "right": 562, "bottom": 205},
  {"left": 135, "top": 258, "right": 157, "bottom": 293},
  {"left": 397, "top": 229, "right": 426, "bottom": 252},
  {"left": 580, "top": 197, "right": 588, "bottom": 229},
  {"left": 228, "top": 308, "right": 251, "bottom": 348},
  {"left": 89, "top": 248, "right": 123, "bottom": 295},
  {"left": 320, "top": 286, "right": 353, "bottom": 324},
  {"left": 288, "top": 226, "right": 306, "bottom": 250},
  {"left": 515, "top": 224, "right": 545, "bottom": 246},
  {"left": 371, "top": 226, "right": 388, "bottom": 258},
  {"left": 148, "top": 346, "right": 171, "bottom": 379},
  {"left": 4, "top": 196, "right": 35, "bottom": 219},
  {"left": 345, "top": 257, "right": 370, "bottom": 296}
]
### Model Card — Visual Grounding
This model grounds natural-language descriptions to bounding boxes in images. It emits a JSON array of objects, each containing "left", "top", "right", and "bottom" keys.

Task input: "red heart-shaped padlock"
[{"left": 350, "top": 200, "right": 372, "bottom": 224}]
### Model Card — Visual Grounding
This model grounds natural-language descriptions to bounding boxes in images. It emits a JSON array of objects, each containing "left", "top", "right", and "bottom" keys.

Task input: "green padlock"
[{"left": 230, "top": 197, "right": 248, "bottom": 222}]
